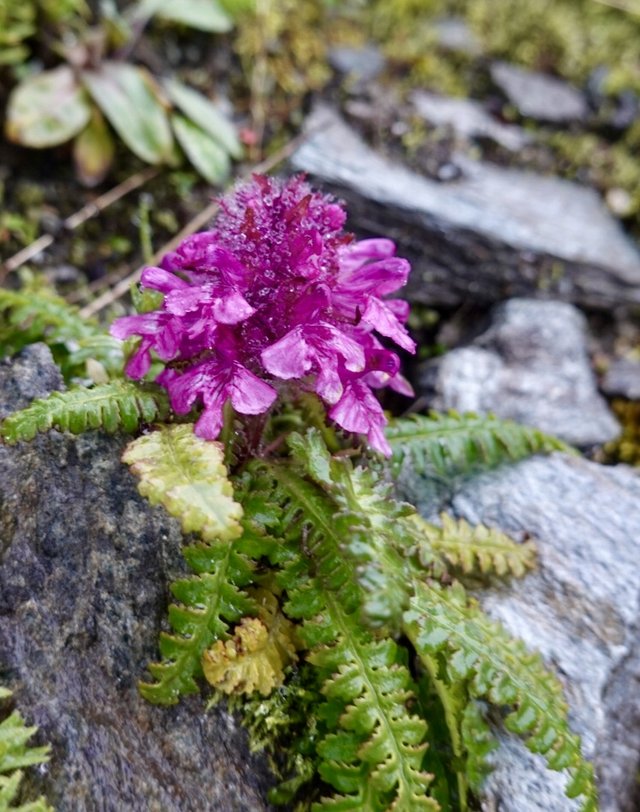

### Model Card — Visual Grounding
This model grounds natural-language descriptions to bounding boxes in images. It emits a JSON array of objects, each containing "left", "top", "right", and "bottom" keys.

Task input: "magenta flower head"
[{"left": 110, "top": 174, "right": 415, "bottom": 455}]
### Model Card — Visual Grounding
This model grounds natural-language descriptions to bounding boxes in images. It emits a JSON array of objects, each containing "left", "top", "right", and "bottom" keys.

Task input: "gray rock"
[
  {"left": 411, "top": 90, "right": 530, "bottom": 151},
  {"left": 432, "top": 17, "right": 481, "bottom": 55},
  {"left": 328, "top": 45, "right": 384, "bottom": 84},
  {"left": 602, "top": 357, "right": 640, "bottom": 400},
  {"left": 291, "top": 105, "right": 640, "bottom": 308},
  {"left": 420, "top": 298, "right": 619, "bottom": 447},
  {"left": 444, "top": 454, "right": 640, "bottom": 812},
  {"left": 491, "top": 61, "right": 588, "bottom": 123},
  {"left": 0, "top": 346, "right": 272, "bottom": 811}
]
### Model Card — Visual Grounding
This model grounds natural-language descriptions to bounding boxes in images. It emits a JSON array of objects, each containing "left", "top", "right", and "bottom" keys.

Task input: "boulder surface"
[{"left": 419, "top": 298, "right": 620, "bottom": 447}]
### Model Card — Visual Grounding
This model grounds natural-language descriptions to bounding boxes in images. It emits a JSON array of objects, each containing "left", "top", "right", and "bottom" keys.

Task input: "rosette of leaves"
[{"left": 4, "top": 0, "right": 242, "bottom": 185}]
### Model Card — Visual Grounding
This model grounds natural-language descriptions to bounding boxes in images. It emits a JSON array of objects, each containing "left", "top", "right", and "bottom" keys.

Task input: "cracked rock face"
[
  {"left": 290, "top": 105, "right": 640, "bottom": 309},
  {"left": 0, "top": 345, "right": 272, "bottom": 812},
  {"left": 419, "top": 298, "right": 620, "bottom": 447}
]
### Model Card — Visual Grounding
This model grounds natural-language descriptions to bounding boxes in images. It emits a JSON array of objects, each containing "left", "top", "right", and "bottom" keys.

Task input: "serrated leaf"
[
  {"left": 6, "top": 66, "right": 91, "bottom": 148},
  {"left": 251, "top": 459, "right": 438, "bottom": 810},
  {"left": 202, "top": 592, "right": 297, "bottom": 695},
  {"left": 164, "top": 78, "right": 242, "bottom": 158},
  {"left": 137, "top": 0, "right": 233, "bottom": 31},
  {"left": 0, "top": 381, "right": 169, "bottom": 443},
  {"left": 123, "top": 424, "right": 243, "bottom": 542},
  {"left": 140, "top": 530, "right": 262, "bottom": 704},
  {"left": 171, "top": 114, "right": 230, "bottom": 184},
  {"left": 82, "top": 63, "right": 173, "bottom": 164},
  {"left": 408, "top": 512, "right": 536, "bottom": 579},
  {"left": 73, "top": 107, "right": 115, "bottom": 187},
  {"left": 386, "top": 411, "right": 571, "bottom": 478}
]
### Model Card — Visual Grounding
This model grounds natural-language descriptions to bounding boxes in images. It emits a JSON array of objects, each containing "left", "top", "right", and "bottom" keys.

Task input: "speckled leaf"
[
  {"left": 165, "top": 78, "right": 242, "bottom": 158},
  {"left": 122, "top": 424, "right": 243, "bottom": 542},
  {"left": 6, "top": 66, "right": 91, "bottom": 148},
  {"left": 171, "top": 114, "right": 230, "bottom": 184},
  {"left": 82, "top": 63, "right": 173, "bottom": 164},
  {"left": 73, "top": 108, "right": 115, "bottom": 187}
]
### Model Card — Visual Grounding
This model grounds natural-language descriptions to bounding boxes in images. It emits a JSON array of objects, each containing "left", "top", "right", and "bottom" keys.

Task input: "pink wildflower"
[{"left": 110, "top": 175, "right": 415, "bottom": 455}]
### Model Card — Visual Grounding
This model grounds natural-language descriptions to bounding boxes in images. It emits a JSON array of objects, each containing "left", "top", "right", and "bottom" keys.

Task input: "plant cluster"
[
  {"left": 0, "top": 176, "right": 597, "bottom": 811},
  {"left": 4, "top": 0, "right": 243, "bottom": 185}
]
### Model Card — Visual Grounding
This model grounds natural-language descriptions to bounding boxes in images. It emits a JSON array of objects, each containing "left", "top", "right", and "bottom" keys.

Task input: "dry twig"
[{"left": 0, "top": 166, "right": 160, "bottom": 282}]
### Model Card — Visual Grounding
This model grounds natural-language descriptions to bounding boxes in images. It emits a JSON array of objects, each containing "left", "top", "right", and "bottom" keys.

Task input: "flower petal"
[
  {"left": 360, "top": 297, "right": 416, "bottom": 353},
  {"left": 261, "top": 327, "right": 312, "bottom": 379},
  {"left": 141, "top": 266, "right": 189, "bottom": 293},
  {"left": 229, "top": 363, "right": 277, "bottom": 414}
]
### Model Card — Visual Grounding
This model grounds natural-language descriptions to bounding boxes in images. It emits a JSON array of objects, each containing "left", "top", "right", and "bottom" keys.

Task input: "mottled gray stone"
[
  {"left": 291, "top": 106, "right": 640, "bottom": 308},
  {"left": 411, "top": 90, "right": 530, "bottom": 151},
  {"left": 444, "top": 454, "right": 640, "bottom": 812},
  {"left": 0, "top": 346, "right": 272, "bottom": 811},
  {"left": 328, "top": 45, "right": 384, "bottom": 83},
  {"left": 491, "top": 61, "right": 588, "bottom": 123},
  {"left": 602, "top": 357, "right": 640, "bottom": 400},
  {"left": 432, "top": 17, "right": 481, "bottom": 55},
  {"left": 420, "top": 298, "right": 619, "bottom": 446}
]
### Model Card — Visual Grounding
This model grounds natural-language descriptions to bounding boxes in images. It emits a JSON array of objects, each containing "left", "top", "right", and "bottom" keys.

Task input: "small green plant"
[
  {"left": 0, "top": 273, "right": 124, "bottom": 381},
  {"left": 0, "top": 687, "right": 52, "bottom": 812},
  {"left": 0, "top": 176, "right": 597, "bottom": 810},
  {"left": 4, "top": 0, "right": 242, "bottom": 185}
]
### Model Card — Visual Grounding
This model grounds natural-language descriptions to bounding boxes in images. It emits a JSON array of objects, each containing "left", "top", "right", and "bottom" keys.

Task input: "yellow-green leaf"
[
  {"left": 122, "top": 424, "right": 243, "bottom": 542},
  {"left": 82, "top": 63, "right": 173, "bottom": 165},
  {"left": 73, "top": 108, "right": 115, "bottom": 187},
  {"left": 202, "top": 591, "right": 297, "bottom": 695},
  {"left": 6, "top": 66, "right": 91, "bottom": 148},
  {"left": 171, "top": 113, "right": 230, "bottom": 184},
  {"left": 409, "top": 512, "right": 537, "bottom": 578}
]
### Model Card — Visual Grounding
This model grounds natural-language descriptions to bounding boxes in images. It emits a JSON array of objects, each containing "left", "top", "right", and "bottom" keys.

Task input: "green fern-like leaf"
[
  {"left": 260, "top": 459, "right": 439, "bottom": 811},
  {"left": 0, "top": 381, "right": 169, "bottom": 443},
  {"left": 287, "top": 430, "right": 414, "bottom": 627},
  {"left": 404, "top": 581, "right": 597, "bottom": 812},
  {"left": 407, "top": 513, "right": 536, "bottom": 578},
  {"left": 0, "top": 284, "right": 94, "bottom": 353},
  {"left": 122, "top": 425, "right": 243, "bottom": 542},
  {"left": 0, "top": 689, "right": 53, "bottom": 812},
  {"left": 0, "top": 282, "right": 122, "bottom": 378},
  {"left": 459, "top": 701, "right": 496, "bottom": 793},
  {"left": 140, "top": 537, "right": 258, "bottom": 704},
  {"left": 386, "top": 412, "right": 571, "bottom": 478}
]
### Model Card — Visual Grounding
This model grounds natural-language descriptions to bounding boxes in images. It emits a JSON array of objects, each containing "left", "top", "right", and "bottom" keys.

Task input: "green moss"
[
  {"left": 370, "top": 0, "right": 640, "bottom": 96},
  {"left": 604, "top": 399, "right": 640, "bottom": 465}
]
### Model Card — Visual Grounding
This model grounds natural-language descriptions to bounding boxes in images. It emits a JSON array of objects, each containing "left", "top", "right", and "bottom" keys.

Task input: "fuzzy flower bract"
[{"left": 111, "top": 174, "right": 415, "bottom": 455}]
